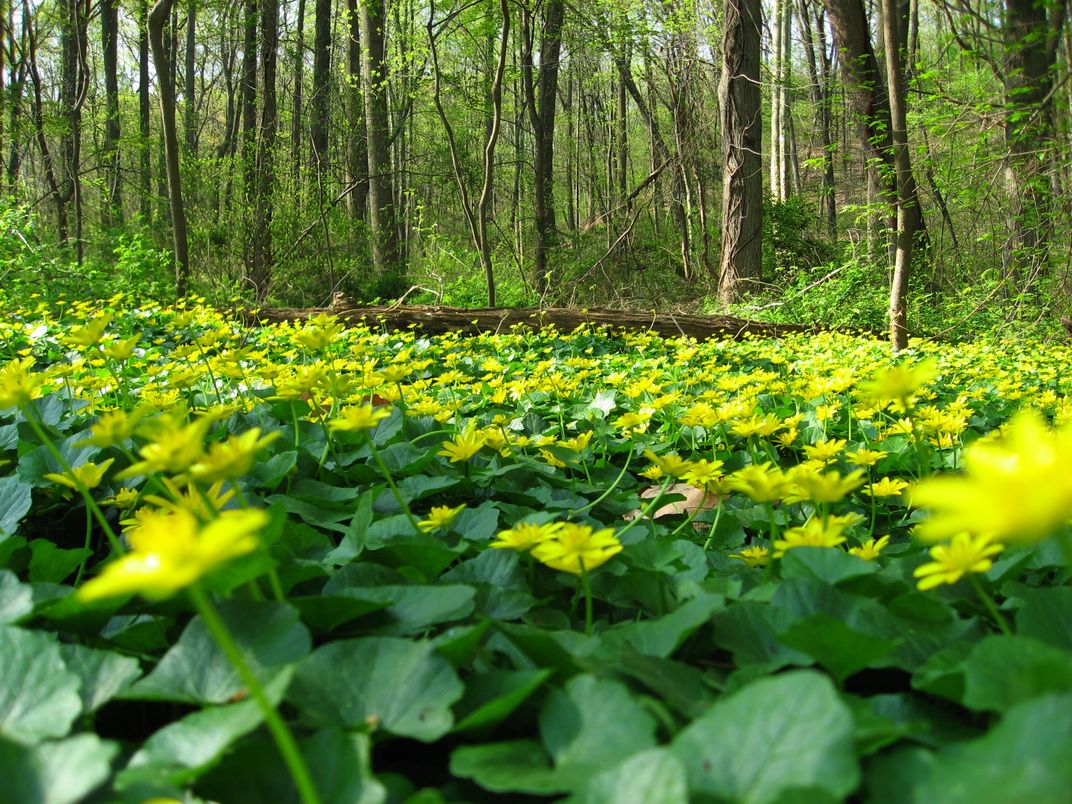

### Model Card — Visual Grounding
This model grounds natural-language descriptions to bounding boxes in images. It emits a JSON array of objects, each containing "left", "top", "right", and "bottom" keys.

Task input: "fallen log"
[{"left": 235, "top": 303, "right": 832, "bottom": 341}]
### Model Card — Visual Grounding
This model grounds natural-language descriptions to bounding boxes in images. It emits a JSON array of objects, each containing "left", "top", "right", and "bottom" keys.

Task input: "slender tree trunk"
[
  {"left": 250, "top": 0, "right": 278, "bottom": 298},
  {"left": 290, "top": 0, "right": 305, "bottom": 181},
  {"left": 361, "top": 0, "right": 404, "bottom": 292},
  {"left": 799, "top": 0, "right": 836, "bottom": 235},
  {"left": 309, "top": 0, "right": 331, "bottom": 165},
  {"left": 240, "top": 0, "right": 257, "bottom": 205},
  {"left": 882, "top": 0, "right": 915, "bottom": 350},
  {"left": 139, "top": 0, "right": 153, "bottom": 223},
  {"left": 26, "top": 6, "right": 66, "bottom": 243},
  {"left": 184, "top": 0, "right": 196, "bottom": 153},
  {"left": 149, "top": 0, "right": 191, "bottom": 296},
  {"left": 770, "top": 0, "right": 784, "bottom": 201},
  {"left": 521, "top": 0, "right": 565, "bottom": 295},
  {"left": 718, "top": 0, "right": 763, "bottom": 303},
  {"left": 101, "top": 0, "right": 122, "bottom": 226},
  {"left": 344, "top": 0, "right": 367, "bottom": 219}
]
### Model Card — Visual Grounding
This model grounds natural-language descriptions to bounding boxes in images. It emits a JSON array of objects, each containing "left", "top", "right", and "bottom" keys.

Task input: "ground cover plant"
[{"left": 2, "top": 295, "right": 1072, "bottom": 803}]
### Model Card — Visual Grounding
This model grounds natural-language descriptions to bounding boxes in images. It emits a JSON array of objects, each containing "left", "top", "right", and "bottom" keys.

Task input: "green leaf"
[
  {"left": 28, "top": 540, "right": 91, "bottom": 584},
  {"left": 916, "top": 692, "right": 1072, "bottom": 803},
  {"left": 671, "top": 670, "right": 859, "bottom": 804},
  {"left": 59, "top": 643, "right": 142, "bottom": 712},
  {"left": 602, "top": 593, "right": 723, "bottom": 658},
  {"left": 126, "top": 601, "right": 310, "bottom": 705},
  {"left": 0, "top": 733, "right": 119, "bottom": 804},
  {"left": 0, "top": 569, "right": 33, "bottom": 624},
  {"left": 450, "top": 740, "right": 565, "bottom": 794},
  {"left": 1016, "top": 587, "right": 1072, "bottom": 650},
  {"left": 540, "top": 674, "right": 657, "bottom": 772},
  {"left": 0, "top": 475, "right": 33, "bottom": 539},
  {"left": 452, "top": 668, "right": 552, "bottom": 734},
  {"left": 289, "top": 637, "right": 464, "bottom": 741},
  {"left": 778, "top": 613, "right": 901, "bottom": 684},
  {"left": 117, "top": 669, "right": 293, "bottom": 790},
  {"left": 961, "top": 635, "right": 1072, "bottom": 712},
  {"left": 0, "top": 625, "right": 82, "bottom": 744},
  {"left": 569, "top": 748, "right": 689, "bottom": 804},
  {"left": 780, "top": 547, "right": 879, "bottom": 584}
]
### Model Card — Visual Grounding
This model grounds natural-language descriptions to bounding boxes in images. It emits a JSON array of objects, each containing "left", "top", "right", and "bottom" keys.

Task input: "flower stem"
[
  {"left": 188, "top": 585, "right": 321, "bottom": 804},
  {"left": 367, "top": 439, "right": 421, "bottom": 534},
  {"left": 23, "top": 405, "right": 123, "bottom": 555},
  {"left": 970, "top": 575, "right": 1012, "bottom": 636},
  {"left": 580, "top": 562, "right": 593, "bottom": 636},
  {"left": 573, "top": 442, "right": 634, "bottom": 517}
]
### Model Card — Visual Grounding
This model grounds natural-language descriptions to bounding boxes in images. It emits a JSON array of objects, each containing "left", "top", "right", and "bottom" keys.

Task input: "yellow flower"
[
  {"left": 731, "top": 413, "right": 782, "bottom": 438},
  {"left": 847, "top": 448, "right": 888, "bottom": 467},
  {"left": 120, "top": 416, "right": 214, "bottom": 478},
  {"left": 103, "top": 487, "right": 140, "bottom": 510},
  {"left": 802, "top": 438, "right": 847, "bottom": 464},
  {"left": 865, "top": 477, "right": 910, "bottom": 497},
  {"left": 418, "top": 504, "right": 465, "bottom": 533},
  {"left": 64, "top": 314, "right": 113, "bottom": 348},
  {"left": 849, "top": 535, "right": 891, "bottom": 561},
  {"left": 44, "top": 458, "right": 115, "bottom": 492},
  {"left": 729, "top": 546, "right": 770, "bottom": 567},
  {"left": 189, "top": 428, "right": 280, "bottom": 482},
  {"left": 78, "top": 409, "right": 145, "bottom": 448},
  {"left": 101, "top": 335, "right": 141, "bottom": 361},
  {"left": 531, "top": 523, "right": 622, "bottom": 574},
  {"left": 77, "top": 507, "right": 267, "bottom": 602},
  {"left": 0, "top": 358, "right": 44, "bottom": 408},
  {"left": 328, "top": 404, "right": 391, "bottom": 433},
  {"left": 558, "top": 431, "right": 593, "bottom": 452},
  {"left": 784, "top": 468, "right": 865, "bottom": 504},
  {"left": 911, "top": 411, "right": 1072, "bottom": 544},
  {"left": 438, "top": 422, "right": 486, "bottom": 463},
  {"left": 490, "top": 521, "right": 562, "bottom": 551},
  {"left": 681, "top": 459, "right": 727, "bottom": 495},
  {"left": 726, "top": 463, "right": 792, "bottom": 503},
  {"left": 860, "top": 359, "right": 937, "bottom": 403},
  {"left": 913, "top": 532, "right": 1004, "bottom": 590},
  {"left": 773, "top": 517, "right": 850, "bottom": 557}
]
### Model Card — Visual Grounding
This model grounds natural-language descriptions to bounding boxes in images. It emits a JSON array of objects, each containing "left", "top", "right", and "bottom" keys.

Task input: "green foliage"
[{"left": 2, "top": 299, "right": 1072, "bottom": 800}]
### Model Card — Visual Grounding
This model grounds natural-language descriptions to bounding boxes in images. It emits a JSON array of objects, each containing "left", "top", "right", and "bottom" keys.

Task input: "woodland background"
[{"left": 0, "top": 0, "right": 1069, "bottom": 341}]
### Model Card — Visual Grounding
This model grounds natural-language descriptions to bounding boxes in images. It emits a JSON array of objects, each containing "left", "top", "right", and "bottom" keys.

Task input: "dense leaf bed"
[{"left": 1, "top": 296, "right": 1071, "bottom": 803}]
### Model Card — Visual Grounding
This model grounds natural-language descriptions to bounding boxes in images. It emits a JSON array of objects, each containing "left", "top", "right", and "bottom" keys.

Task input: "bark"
[
  {"left": 799, "top": 0, "right": 836, "bottom": 236},
  {"left": 238, "top": 304, "right": 830, "bottom": 341},
  {"left": 718, "top": 0, "right": 763, "bottom": 304},
  {"left": 240, "top": 0, "right": 257, "bottom": 204},
  {"left": 184, "top": 0, "right": 196, "bottom": 153},
  {"left": 250, "top": 0, "right": 278, "bottom": 298},
  {"left": 290, "top": 0, "right": 305, "bottom": 180},
  {"left": 521, "top": 0, "right": 565, "bottom": 295},
  {"left": 26, "top": 4, "right": 65, "bottom": 241},
  {"left": 309, "top": 0, "right": 331, "bottom": 165},
  {"left": 361, "top": 0, "right": 404, "bottom": 292},
  {"left": 1001, "top": 0, "right": 1063, "bottom": 291},
  {"left": 344, "top": 0, "right": 367, "bottom": 219},
  {"left": 882, "top": 0, "right": 916, "bottom": 350},
  {"left": 148, "top": 0, "right": 191, "bottom": 296},
  {"left": 101, "top": 0, "right": 122, "bottom": 225},
  {"left": 139, "top": 0, "right": 152, "bottom": 222},
  {"left": 824, "top": 0, "right": 928, "bottom": 244}
]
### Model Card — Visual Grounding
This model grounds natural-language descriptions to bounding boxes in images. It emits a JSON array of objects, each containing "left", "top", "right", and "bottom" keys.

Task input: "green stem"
[
  {"left": 73, "top": 503, "right": 93, "bottom": 585},
  {"left": 702, "top": 501, "right": 725, "bottom": 551},
  {"left": 970, "top": 575, "right": 1012, "bottom": 636},
  {"left": 23, "top": 406, "right": 123, "bottom": 554},
  {"left": 572, "top": 442, "right": 634, "bottom": 517},
  {"left": 367, "top": 440, "right": 421, "bottom": 534},
  {"left": 189, "top": 585, "right": 321, "bottom": 804},
  {"left": 580, "top": 562, "right": 593, "bottom": 636}
]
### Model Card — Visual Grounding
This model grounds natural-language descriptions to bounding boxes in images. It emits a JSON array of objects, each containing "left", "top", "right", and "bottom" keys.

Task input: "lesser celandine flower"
[
  {"left": 77, "top": 507, "right": 267, "bottom": 602},
  {"left": 121, "top": 414, "right": 215, "bottom": 478},
  {"left": 802, "top": 438, "right": 847, "bottom": 464},
  {"left": 865, "top": 477, "right": 910, "bottom": 497},
  {"left": 0, "top": 358, "right": 43, "bottom": 408},
  {"left": 682, "top": 459, "right": 727, "bottom": 495},
  {"left": 530, "top": 523, "right": 623, "bottom": 574},
  {"left": 189, "top": 428, "right": 280, "bottom": 482},
  {"left": 913, "top": 532, "right": 1004, "bottom": 590},
  {"left": 727, "top": 463, "right": 792, "bottom": 503},
  {"left": 329, "top": 404, "right": 391, "bottom": 433},
  {"left": 437, "top": 422, "right": 486, "bottom": 462},
  {"left": 491, "top": 521, "right": 562, "bottom": 550},
  {"left": 773, "top": 516, "right": 851, "bottom": 557},
  {"left": 44, "top": 458, "right": 115, "bottom": 492},
  {"left": 847, "top": 448, "right": 888, "bottom": 467},
  {"left": 911, "top": 411, "right": 1072, "bottom": 544},
  {"left": 860, "top": 359, "right": 937, "bottom": 403},
  {"left": 729, "top": 546, "right": 770, "bottom": 567},
  {"left": 418, "top": 504, "right": 465, "bottom": 533},
  {"left": 784, "top": 467, "right": 865, "bottom": 504},
  {"left": 849, "top": 535, "right": 891, "bottom": 561}
]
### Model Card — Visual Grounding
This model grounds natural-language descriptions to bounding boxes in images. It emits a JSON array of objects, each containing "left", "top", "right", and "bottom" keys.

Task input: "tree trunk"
[
  {"left": 139, "top": 0, "right": 152, "bottom": 223},
  {"left": 101, "top": 0, "right": 122, "bottom": 226},
  {"left": 250, "top": 0, "right": 278, "bottom": 298},
  {"left": 718, "top": 0, "right": 763, "bottom": 304},
  {"left": 882, "top": 0, "right": 916, "bottom": 350},
  {"left": 344, "top": 0, "right": 367, "bottom": 219},
  {"left": 148, "top": 0, "right": 191, "bottom": 296},
  {"left": 361, "top": 0, "right": 404, "bottom": 293},
  {"left": 240, "top": 0, "right": 257, "bottom": 206},
  {"left": 521, "top": 0, "right": 565, "bottom": 295},
  {"left": 309, "top": 0, "right": 331, "bottom": 165},
  {"left": 184, "top": 0, "right": 196, "bottom": 154},
  {"left": 799, "top": 0, "right": 836, "bottom": 236},
  {"left": 290, "top": 0, "right": 305, "bottom": 181}
]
